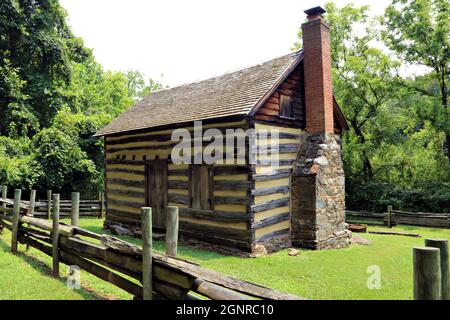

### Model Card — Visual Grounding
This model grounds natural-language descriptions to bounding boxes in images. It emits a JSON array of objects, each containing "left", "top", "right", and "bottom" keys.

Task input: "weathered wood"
[
  {"left": 192, "top": 279, "right": 253, "bottom": 300},
  {"left": 46, "top": 190, "right": 52, "bottom": 219},
  {"left": 1, "top": 186, "right": 6, "bottom": 209},
  {"left": 413, "top": 247, "right": 442, "bottom": 300},
  {"left": 368, "top": 231, "right": 421, "bottom": 237},
  {"left": 387, "top": 205, "right": 392, "bottom": 228},
  {"left": 29, "top": 189, "right": 36, "bottom": 216},
  {"left": 425, "top": 239, "right": 449, "bottom": 300},
  {"left": 142, "top": 207, "right": 153, "bottom": 300},
  {"left": 253, "top": 212, "right": 290, "bottom": 229},
  {"left": 52, "top": 193, "right": 60, "bottom": 277},
  {"left": 251, "top": 186, "right": 289, "bottom": 196},
  {"left": 107, "top": 178, "right": 145, "bottom": 187},
  {"left": 71, "top": 192, "right": 80, "bottom": 227},
  {"left": 108, "top": 189, "right": 145, "bottom": 198},
  {"left": 179, "top": 208, "right": 250, "bottom": 223},
  {"left": 99, "top": 192, "right": 105, "bottom": 218},
  {"left": 166, "top": 206, "right": 179, "bottom": 257},
  {"left": 251, "top": 197, "right": 289, "bottom": 213},
  {"left": 11, "top": 189, "right": 22, "bottom": 254},
  {"left": 253, "top": 170, "right": 291, "bottom": 181},
  {"left": 20, "top": 215, "right": 74, "bottom": 237}
]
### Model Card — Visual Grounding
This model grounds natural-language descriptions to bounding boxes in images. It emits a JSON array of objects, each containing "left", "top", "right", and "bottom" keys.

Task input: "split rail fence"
[
  {"left": 0, "top": 188, "right": 302, "bottom": 300},
  {"left": 0, "top": 186, "right": 104, "bottom": 219},
  {"left": 346, "top": 206, "right": 450, "bottom": 229}
]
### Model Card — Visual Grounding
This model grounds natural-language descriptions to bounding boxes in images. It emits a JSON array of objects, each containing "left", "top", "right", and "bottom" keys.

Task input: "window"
[
  {"left": 280, "top": 94, "right": 293, "bottom": 118},
  {"left": 189, "top": 165, "right": 214, "bottom": 210}
]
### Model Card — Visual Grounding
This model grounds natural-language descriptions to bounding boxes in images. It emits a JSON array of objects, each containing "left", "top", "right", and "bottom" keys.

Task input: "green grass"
[{"left": 1, "top": 219, "right": 449, "bottom": 300}]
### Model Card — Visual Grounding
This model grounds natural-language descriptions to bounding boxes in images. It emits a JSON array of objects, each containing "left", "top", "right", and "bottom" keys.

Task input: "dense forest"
[{"left": 0, "top": 0, "right": 449, "bottom": 212}]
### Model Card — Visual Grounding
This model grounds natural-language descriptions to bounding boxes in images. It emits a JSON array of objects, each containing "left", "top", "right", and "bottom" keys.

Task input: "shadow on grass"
[{"left": 0, "top": 236, "right": 107, "bottom": 300}]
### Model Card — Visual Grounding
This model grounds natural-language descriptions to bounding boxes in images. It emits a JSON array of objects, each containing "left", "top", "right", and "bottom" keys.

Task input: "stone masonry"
[{"left": 291, "top": 132, "right": 351, "bottom": 250}]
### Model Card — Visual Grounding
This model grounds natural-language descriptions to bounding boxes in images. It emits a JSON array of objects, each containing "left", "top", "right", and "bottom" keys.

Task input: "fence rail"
[
  {"left": 0, "top": 191, "right": 302, "bottom": 300},
  {"left": 0, "top": 185, "right": 104, "bottom": 218},
  {"left": 346, "top": 208, "right": 450, "bottom": 229}
]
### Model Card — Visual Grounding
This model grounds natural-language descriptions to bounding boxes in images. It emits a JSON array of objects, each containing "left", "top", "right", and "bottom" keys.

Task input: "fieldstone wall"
[{"left": 291, "top": 132, "right": 351, "bottom": 249}]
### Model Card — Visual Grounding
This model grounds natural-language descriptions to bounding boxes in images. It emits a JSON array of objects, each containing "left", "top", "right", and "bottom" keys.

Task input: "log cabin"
[{"left": 95, "top": 7, "right": 352, "bottom": 252}]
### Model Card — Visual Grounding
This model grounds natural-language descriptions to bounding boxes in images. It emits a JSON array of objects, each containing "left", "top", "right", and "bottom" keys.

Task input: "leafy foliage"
[{"left": 0, "top": 0, "right": 163, "bottom": 198}]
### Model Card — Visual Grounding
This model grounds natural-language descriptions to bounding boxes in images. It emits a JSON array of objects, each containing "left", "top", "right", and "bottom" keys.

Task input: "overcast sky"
[{"left": 60, "top": 0, "right": 393, "bottom": 87}]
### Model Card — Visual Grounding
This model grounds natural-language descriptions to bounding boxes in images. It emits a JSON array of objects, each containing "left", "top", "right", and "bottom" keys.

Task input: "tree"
[
  {"left": 0, "top": 0, "right": 90, "bottom": 130},
  {"left": 382, "top": 0, "right": 450, "bottom": 160},
  {"left": 125, "top": 70, "right": 165, "bottom": 101},
  {"left": 294, "top": 2, "right": 400, "bottom": 179}
]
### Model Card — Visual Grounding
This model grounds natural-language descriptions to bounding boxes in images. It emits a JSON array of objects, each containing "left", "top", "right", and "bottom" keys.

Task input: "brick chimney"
[
  {"left": 302, "top": 6, "right": 334, "bottom": 134},
  {"left": 290, "top": 6, "right": 351, "bottom": 250}
]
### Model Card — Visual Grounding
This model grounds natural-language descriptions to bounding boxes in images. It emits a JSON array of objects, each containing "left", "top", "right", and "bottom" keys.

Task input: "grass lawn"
[{"left": 0, "top": 218, "right": 449, "bottom": 300}]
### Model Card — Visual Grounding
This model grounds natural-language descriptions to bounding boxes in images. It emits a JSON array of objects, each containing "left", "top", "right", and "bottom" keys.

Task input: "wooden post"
[
  {"left": 29, "top": 189, "right": 36, "bottom": 216},
  {"left": 166, "top": 206, "right": 179, "bottom": 257},
  {"left": 387, "top": 205, "right": 392, "bottom": 228},
  {"left": 99, "top": 192, "right": 104, "bottom": 218},
  {"left": 11, "top": 189, "right": 22, "bottom": 253},
  {"left": 1, "top": 185, "right": 6, "bottom": 208},
  {"left": 46, "top": 190, "right": 52, "bottom": 219},
  {"left": 52, "top": 193, "right": 60, "bottom": 277},
  {"left": 413, "top": 246, "right": 442, "bottom": 300},
  {"left": 71, "top": 192, "right": 80, "bottom": 227},
  {"left": 141, "top": 207, "right": 152, "bottom": 300},
  {"left": 425, "top": 239, "right": 449, "bottom": 300}
]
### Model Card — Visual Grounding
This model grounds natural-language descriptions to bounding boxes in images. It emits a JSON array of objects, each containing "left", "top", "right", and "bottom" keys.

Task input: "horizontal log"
[
  {"left": 251, "top": 198, "right": 289, "bottom": 213},
  {"left": 106, "top": 159, "right": 146, "bottom": 165},
  {"left": 255, "top": 159, "right": 295, "bottom": 166},
  {"left": 107, "top": 168, "right": 145, "bottom": 175},
  {"left": 257, "top": 228, "right": 290, "bottom": 242},
  {"left": 108, "top": 198, "right": 145, "bottom": 208},
  {"left": 107, "top": 178, "right": 145, "bottom": 187},
  {"left": 179, "top": 208, "right": 250, "bottom": 223},
  {"left": 108, "top": 189, "right": 145, "bottom": 198},
  {"left": 253, "top": 212, "right": 290, "bottom": 229},
  {"left": 168, "top": 194, "right": 190, "bottom": 205},
  {"left": 20, "top": 215, "right": 74, "bottom": 237},
  {"left": 214, "top": 180, "right": 250, "bottom": 191},
  {"left": 180, "top": 220, "right": 250, "bottom": 241},
  {"left": 214, "top": 195, "right": 249, "bottom": 205},
  {"left": 192, "top": 279, "right": 253, "bottom": 300},
  {"left": 251, "top": 186, "right": 289, "bottom": 196},
  {"left": 253, "top": 170, "right": 291, "bottom": 181}
]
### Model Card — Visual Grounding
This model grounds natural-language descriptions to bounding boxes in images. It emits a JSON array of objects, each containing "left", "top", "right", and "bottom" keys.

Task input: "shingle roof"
[{"left": 95, "top": 51, "right": 303, "bottom": 137}]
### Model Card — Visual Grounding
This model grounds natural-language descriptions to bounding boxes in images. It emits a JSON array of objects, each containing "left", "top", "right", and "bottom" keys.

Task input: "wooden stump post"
[
  {"left": 425, "top": 239, "right": 449, "bottom": 300},
  {"left": 1, "top": 185, "right": 6, "bottom": 208},
  {"left": 387, "top": 205, "right": 392, "bottom": 228},
  {"left": 166, "top": 206, "right": 179, "bottom": 257},
  {"left": 141, "top": 207, "right": 153, "bottom": 300},
  {"left": 71, "top": 192, "right": 80, "bottom": 227},
  {"left": 47, "top": 190, "right": 52, "bottom": 219},
  {"left": 11, "top": 189, "right": 22, "bottom": 254},
  {"left": 52, "top": 194, "right": 60, "bottom": 277},
  {"left": 413, "top": 246, "right": 442, "bottom": 300},
  {"left": 99, "top": 192, "right": 104, "bottom": 218},
  {"left": 29, "top": 189, "right": 36, "bottom": 216}
]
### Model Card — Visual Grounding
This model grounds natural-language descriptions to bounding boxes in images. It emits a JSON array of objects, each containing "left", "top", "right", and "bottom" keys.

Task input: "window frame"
[{"left": 279, "top": 94, "right": 294, "bottom": 119}]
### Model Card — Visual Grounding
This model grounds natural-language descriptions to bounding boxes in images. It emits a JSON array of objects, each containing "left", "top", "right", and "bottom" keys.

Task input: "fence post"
[
  {"left": 141, "top": 207, "right": 152, "bottom": 300},
  {"left": 387, "top": 205, "right": 392, "bottom": 228},
  {"left": 1, "top": 185, "right": 6, "bottom": 208},
  {"left": 99, "top": 192, "right": 104, "bottom": 218},
  {"left": 413, "top": 246, "right": 442, "bottom": 300},
  {"left": 47, "top": 190, "right": 52, "bottom": 219},
  {"left": 71, "top": 192, "right": 80, "bottom": 227},
  {"left": 52, "top": 194, "right": 60, "bottom": 277},
  {"left": 166, "top": 206, "right": 179, "bottom": 257},
  {"left": 11, "top": 189, "right": 22, "bottom": 254},
  {"left": 29, "top": 189, "right": 36, "bottom": 217},
  {"left": 425, "top": 239, "right": 449, "bottom": 300}
]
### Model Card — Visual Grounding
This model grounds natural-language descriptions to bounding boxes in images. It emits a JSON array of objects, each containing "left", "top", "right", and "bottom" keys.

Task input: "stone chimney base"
[{"left": 291, "top": 133, "right": 351, "bottom": 250}]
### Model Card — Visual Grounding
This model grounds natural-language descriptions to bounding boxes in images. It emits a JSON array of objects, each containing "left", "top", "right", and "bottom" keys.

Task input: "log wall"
[
  {"left": 104, "top": 120, "right": 253, "bottom": 250},
  {"left": 250, "top": 122, "right": 303, "bottom": 243}
]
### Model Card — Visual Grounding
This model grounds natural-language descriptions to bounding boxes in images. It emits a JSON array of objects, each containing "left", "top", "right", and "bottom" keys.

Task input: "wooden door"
[{"left": 145, "top": 160, "right": 168, "bottom": 230}]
